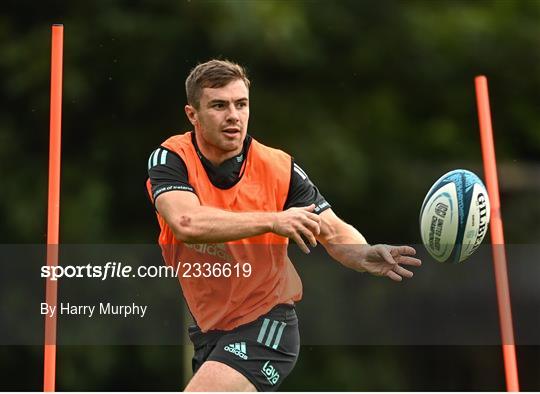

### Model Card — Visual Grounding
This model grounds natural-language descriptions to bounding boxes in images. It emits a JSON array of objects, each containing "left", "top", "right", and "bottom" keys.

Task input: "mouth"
[{"left": 222, "top": 127, "right": 241, "bottom": 136}]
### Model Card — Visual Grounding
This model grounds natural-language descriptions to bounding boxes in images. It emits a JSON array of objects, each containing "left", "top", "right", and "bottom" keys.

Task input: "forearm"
[
  {"left": 168, "top": 205, "right": 276, "bottom": 243},
  {"left": 316, "top": 210, "right": 421, "bottom": 281},
  {"left": 323, "top": 227, "right": 369, "bottom": 271},
  {"left": 317, "top": 212, "right": 369, "bottom": 271}
]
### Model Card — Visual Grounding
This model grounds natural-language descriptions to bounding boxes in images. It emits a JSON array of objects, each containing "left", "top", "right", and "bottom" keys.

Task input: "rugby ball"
[{"left": 420, "top": 169, "right": 490, "bottom": 263}]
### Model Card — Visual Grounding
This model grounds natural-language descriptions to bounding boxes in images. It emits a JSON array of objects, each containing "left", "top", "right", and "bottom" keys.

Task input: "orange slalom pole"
[
  {"left": 44, "top": 24, "right": 63, "bottom": 392},
  {"left": 474, "top": 76, "right": 519, "bottom": 392}
]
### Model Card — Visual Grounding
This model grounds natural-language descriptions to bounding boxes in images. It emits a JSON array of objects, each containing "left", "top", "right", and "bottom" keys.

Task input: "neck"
[{"left": 193, "top": 132, "right": 243, "bottom": 166}]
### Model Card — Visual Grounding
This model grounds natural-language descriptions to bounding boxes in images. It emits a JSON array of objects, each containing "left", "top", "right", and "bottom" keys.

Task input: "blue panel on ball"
[
  {"left": 451, "top": 172, "right": 467, "bottom": 263},
  {"left": 453, "top": 170, "right": 484, "bottom": 263}
]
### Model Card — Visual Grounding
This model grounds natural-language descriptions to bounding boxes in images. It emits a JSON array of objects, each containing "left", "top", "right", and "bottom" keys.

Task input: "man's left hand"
[{"left": 355, "top": 244, "right": 421, "bottom": 282}]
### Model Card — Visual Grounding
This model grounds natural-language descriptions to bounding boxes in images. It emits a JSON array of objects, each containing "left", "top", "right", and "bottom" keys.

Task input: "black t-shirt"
[{"left": 147, "top": 134, "right": 331, "bottom": 214}]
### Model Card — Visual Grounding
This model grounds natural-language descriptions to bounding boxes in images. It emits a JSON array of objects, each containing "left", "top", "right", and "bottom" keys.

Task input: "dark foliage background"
[{"left": 1, "top": 0, "right": 539, "bottom": 391}]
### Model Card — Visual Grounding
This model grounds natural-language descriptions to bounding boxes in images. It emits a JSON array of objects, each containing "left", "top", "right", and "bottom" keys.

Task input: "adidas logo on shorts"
[{"left": 224, "top": 342, "right": 248, "bottom": 360}]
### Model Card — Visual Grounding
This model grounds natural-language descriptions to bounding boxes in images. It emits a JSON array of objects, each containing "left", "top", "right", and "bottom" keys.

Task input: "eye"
[{"left": 213, "top": 103, "right": 224, "bottom": 109}]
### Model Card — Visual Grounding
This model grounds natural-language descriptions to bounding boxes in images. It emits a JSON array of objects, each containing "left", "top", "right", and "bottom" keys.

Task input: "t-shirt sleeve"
[
  {"left": 283, "top": 160, "right": 331, "bottom": 214},
  {"left": 147, "top": 146, "right": 195, "bottom": 201}
]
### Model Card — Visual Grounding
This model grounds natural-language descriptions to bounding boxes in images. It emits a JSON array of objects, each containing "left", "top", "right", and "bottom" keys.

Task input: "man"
[{"left": 147, "top": 59, "right": 421, "bottom": 391}]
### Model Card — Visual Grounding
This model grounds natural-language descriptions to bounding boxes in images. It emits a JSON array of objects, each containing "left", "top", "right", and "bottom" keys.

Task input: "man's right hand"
[{"left": 271, "top": 204, "right": 321, "bottom": 253}]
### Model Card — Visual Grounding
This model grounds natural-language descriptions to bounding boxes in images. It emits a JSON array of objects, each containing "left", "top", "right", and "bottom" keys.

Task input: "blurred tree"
[{"left": 1, "top": 0, "right": 539, "bottom": 390}]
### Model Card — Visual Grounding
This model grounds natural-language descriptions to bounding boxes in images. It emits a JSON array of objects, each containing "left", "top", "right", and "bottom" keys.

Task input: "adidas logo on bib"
[{"left": 224, "top": 342, "right": 248, "bottom": 360}]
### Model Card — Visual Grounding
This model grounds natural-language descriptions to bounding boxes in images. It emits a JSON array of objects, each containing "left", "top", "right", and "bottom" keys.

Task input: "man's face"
[{"left": 185, "top": 79, "right": 249, "bottom": 160}]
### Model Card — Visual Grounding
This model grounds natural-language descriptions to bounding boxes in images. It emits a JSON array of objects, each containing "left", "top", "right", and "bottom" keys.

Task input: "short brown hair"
[{"left": 185, "top": 59, "right": 250, "bottom": 108}]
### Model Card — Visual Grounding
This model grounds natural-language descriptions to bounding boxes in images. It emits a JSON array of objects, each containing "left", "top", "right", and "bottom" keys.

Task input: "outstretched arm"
[
  {"left": 316, "top": 209, "right": 421, "bottom": 281},
  {"left": 155, "top": 190, "right": 321, "bottom": 252}
]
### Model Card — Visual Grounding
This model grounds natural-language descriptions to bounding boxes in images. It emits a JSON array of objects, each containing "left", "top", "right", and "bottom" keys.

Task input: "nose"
[{"left": 226, "top": 104, "right": 240, "bottom": 123}]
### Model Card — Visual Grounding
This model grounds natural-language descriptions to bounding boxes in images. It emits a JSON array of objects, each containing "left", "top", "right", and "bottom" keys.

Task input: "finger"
[
  {"left": 299, "top": 225, "right": 318, "bottom": 247},
  {"left": 393, "top": 265, "right": 414, "bottom": 279},
  {"left": 291, "top": 233, "right": 310, "bottom": 254},
  {"left": 386, "top": 270, "right": 402, "bottom": 282},
  {"left": 300, "top": 204, "right": 316, "bottom": 212},
  {"left": 393, "top": 245, "right": 416, "bottom": 256},
  {"left": 302, "top": 217, "right": 321, "bottom": 236},
  {"left": 304, "top": 211, "right": 322, "bottom": 225},
  {"left": 377, "top": 245, "right": 398, "bottom": 266},
  {"left": 396, "top": 256, "right": 422, "bottom": 267}
]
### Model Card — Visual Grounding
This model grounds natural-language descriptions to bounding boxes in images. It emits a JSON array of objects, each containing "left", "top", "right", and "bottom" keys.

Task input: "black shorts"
[{"left": 188, "top": 304, "right": 300, "bottom": 391}]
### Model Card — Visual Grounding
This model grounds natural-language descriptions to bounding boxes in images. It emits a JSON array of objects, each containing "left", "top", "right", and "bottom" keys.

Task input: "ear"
[{"left": 184, "top": 104, "right": 198, "bottom": 126}]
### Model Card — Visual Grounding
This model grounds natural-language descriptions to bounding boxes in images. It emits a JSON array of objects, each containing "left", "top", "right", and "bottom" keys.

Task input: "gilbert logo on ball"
[{"left": 419, "top": 169, "right": 491, "bottom": 263}]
